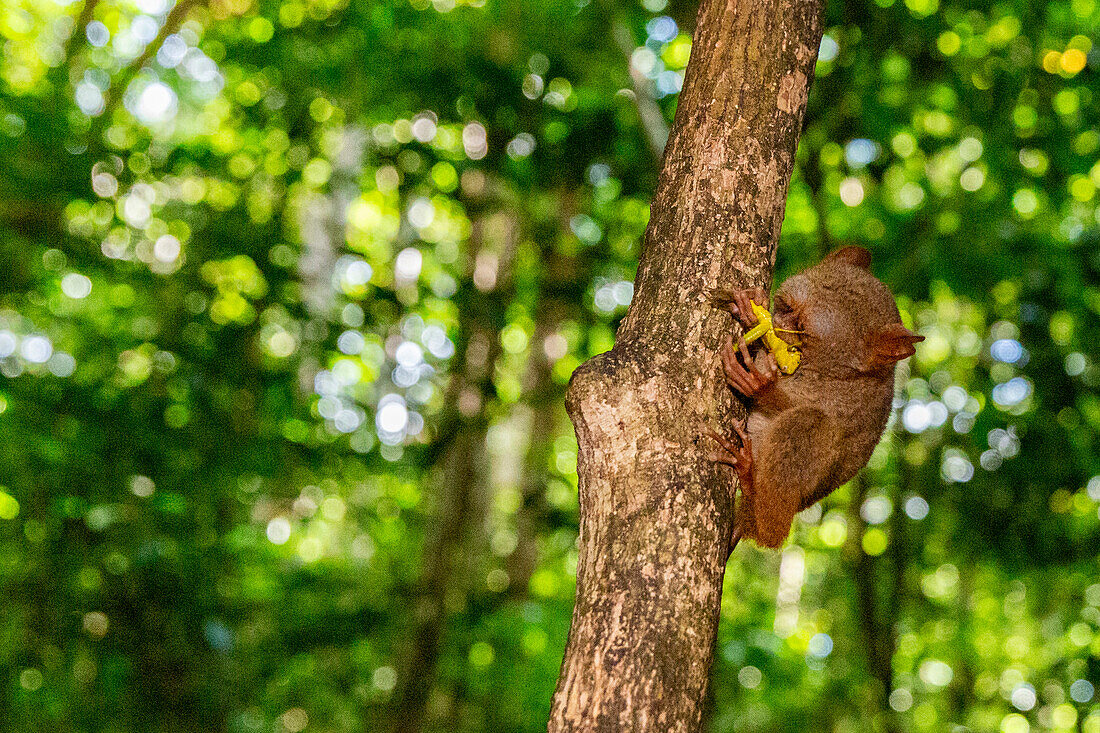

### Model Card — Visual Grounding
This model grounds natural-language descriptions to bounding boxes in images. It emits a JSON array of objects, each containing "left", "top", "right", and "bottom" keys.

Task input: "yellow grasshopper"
[{"left": 742, "top": 301, "right": 803, "bottom": 375}]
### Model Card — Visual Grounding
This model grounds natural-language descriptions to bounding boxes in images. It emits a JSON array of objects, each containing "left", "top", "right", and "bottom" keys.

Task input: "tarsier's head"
[{"left": 772, "top": 246, "right": 923, "bottom": 376}]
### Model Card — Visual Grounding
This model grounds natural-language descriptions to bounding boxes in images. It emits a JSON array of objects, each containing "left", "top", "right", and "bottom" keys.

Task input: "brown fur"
[{"left": 716, "top": 247, "right": 922, "bottom": 549}]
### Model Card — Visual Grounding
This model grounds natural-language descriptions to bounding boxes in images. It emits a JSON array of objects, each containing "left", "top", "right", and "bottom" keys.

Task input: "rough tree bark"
[{"left": 548, "top": 0, "right": 824, "bottom": 729}]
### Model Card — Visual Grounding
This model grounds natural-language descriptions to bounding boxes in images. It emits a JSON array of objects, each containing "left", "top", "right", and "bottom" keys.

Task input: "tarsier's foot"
[
  {"left": 713, "top": 286, "right": 768, "bottom": 330},
  {"left": 721, "top": 335, "right": 779, "bottom": 399},
  {"left": 707, "top": 420, "right": 754, "bottom": 498}
]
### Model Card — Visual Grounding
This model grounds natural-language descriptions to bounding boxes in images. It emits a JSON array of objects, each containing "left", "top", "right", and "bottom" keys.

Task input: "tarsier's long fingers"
[
  {"left": 714, "top": 287, "right": 767, "bottom": 329},
  {"left": 723, "top": 336, "right": 778, "bottom": 398},
  {"left": 732, "top": 290, "right": 761, "bottom": 326},
  {"left": 735, "top": 337, "right": 779, "bottom": 390},
  {"left": 725, "top": 342, "right": 757, "bottom": 396},
  {"left": 728, "top": 417, "right": 751, "bottom": 447},
  {"left": 705, "top": 429, "right": 741, "bottom": 468},
  {"left": 708, "top": 429, "right": 743, "bottom": 468},
  {"left": 709, "top": 450, "right": 739, "bottom": 468},
  {"left": 707, "top": 429, "right": 741, "bottom": 455},
  {"left": 721, "top": 336, "right": 753, "bottom": 395}
]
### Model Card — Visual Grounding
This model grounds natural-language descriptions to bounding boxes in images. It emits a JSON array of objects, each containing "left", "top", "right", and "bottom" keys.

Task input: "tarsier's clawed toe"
[
  {"left": 706, "top": 429, "right": 742, "bottom": 466},
  {"left": 705, "top": 425, "right": 754, "bottom": 497}
]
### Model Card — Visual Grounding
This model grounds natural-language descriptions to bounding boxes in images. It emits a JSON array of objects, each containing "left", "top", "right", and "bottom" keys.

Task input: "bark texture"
[{"left": 548, "top": 0, "right": 824, "bottom": 729}]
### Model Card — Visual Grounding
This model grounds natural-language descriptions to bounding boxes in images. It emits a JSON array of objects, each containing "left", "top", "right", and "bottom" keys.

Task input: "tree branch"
[
  {"left": 63, "top": 0, "right": 102, "bottom": 66},
  {"left": 93, "top": 0, "right": 200, "bottom": 137},
  {"left": 609, "top": 16, "right": 670, "bottom": 163},
  {"left": 846, "top": 473, "right": 899, "bottom": 733},
  {"left": 388, "top": 207, "right": 519, "bottom": 732},
  {"left": 548, "top": 0, "right": 824, "bottom": 728}
]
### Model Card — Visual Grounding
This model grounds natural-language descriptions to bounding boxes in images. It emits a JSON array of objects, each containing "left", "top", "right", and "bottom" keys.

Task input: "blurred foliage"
[{"left": 0, "top": 0, "right": 1098, "bottom": 731}]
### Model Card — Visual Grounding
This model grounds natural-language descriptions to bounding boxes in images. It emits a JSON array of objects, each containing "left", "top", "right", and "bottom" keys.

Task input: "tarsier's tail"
[{"left": 727, "top": 526, "right": 742, "bottom": 561}]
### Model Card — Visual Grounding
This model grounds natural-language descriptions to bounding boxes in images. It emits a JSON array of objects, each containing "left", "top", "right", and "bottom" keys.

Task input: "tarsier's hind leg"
[{"left": 752, "top": 407, "right": 841, "bottom": 548}]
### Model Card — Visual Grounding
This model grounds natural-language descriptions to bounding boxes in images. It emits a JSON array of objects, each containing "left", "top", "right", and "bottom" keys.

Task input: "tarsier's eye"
[
  {"left": 775, "top": 296, "right": 800, "bottom": 319},
  {"left": 772, "top": 296, "right": 803, "bottom": 332}
]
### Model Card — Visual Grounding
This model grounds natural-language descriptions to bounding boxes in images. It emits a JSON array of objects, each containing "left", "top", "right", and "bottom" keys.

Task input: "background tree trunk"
[{"left": 548, "top": 0, "right": 824, "bottom": 729}]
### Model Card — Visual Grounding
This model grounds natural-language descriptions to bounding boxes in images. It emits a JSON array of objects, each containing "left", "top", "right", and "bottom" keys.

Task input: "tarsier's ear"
[
  {"left": 826, "top": 246, "right": 872, "bottom": 270},
  {"left": 866, "top": 323, "right": 924, "bottom": 369}
]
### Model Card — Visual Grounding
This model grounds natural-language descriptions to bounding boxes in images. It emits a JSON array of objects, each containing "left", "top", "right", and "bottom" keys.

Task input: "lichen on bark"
[{"left": 548, "top": 0, "right": 825, "bottom": 729}]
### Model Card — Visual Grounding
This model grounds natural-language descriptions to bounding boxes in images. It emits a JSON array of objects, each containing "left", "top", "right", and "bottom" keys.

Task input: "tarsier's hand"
[
  {"left": 720, "top": 334, "right": 779, "bottom": 400},
  {"left": 713, "top": 286, "right": 768, "bottom": 331}
]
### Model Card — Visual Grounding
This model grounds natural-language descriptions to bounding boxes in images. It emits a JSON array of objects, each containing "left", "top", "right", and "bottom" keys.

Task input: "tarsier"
[{"left": 709, "top": 246, "right": 924, "bottom": 550}]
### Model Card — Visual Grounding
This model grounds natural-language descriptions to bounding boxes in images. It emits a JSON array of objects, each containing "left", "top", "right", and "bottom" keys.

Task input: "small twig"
[
  {"left": 62, "top": 0, "right": 102, "bottom": 66},
  {"left": 609, "top": 16, "right": 670, "bottom": 163}
]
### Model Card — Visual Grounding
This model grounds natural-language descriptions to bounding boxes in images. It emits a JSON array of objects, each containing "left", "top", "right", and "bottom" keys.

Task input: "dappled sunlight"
[{"left": 0, "top": 0, "right": 1097, "bottom": 730}]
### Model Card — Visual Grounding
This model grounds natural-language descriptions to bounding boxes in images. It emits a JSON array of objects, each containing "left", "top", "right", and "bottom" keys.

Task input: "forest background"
[{"left": 0, "top": 0, "right": 1099, "bottom": 731}]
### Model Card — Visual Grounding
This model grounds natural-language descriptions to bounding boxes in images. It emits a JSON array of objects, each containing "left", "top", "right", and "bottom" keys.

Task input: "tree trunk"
[
  {"left": 389, "top": 205, "right": 519, "bottom": 732},
  {"left": 846, "top": 474, "right": 901, "bottom": 733},
  {"left": 548, "top": 0, "right": 824, "bottom": 728}
]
